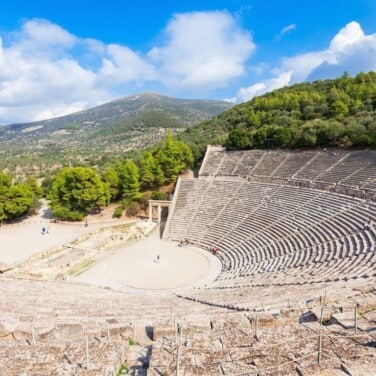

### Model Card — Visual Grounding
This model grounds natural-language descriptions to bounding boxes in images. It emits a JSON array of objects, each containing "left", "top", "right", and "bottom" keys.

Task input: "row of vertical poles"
[{"left": 162, "top": 303, "right": 360, "bottom": 372}]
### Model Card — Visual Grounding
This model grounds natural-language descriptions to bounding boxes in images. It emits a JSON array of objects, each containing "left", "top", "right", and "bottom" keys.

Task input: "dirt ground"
[
  {"left": 0, "top": 200, "right": 221, "bottom": 290},
  {"left": 74, "top": 230, "right": 222, "bottom": 290},
  {"left": 0, "top": 201, "right": 128, "bottom": 266}
]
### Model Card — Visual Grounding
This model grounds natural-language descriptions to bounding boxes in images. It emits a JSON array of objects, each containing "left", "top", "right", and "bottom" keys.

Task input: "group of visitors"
[
  {"left": 179, "top": 239, "right": 191, "bottom": 247},
  {"left": 211, "top": 246, "right": 219, "bottom": 255}
]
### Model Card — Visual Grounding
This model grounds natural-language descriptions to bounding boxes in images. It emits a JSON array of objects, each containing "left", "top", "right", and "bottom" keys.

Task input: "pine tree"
[
  {"left": 48, "top": 167, "right": 109, "bottom": 220},
  {"left": 117, "top": 160, "right": 141, "bottom": 204},
  {"left": 139, "top": 151, "right": 165, "bottom": 190}
]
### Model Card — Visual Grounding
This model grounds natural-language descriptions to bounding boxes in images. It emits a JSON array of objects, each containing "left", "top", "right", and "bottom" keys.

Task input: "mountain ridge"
[
  {"left": 1, "top": 92, "right": 232, "bottom": 130},
  {"left": 0, "top": 92, "right": 233, "bottom": 176}
]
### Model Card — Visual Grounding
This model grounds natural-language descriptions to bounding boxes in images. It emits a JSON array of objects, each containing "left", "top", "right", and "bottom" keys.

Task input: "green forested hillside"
[
  {"left": 179, "top": 71, "right": 376, "bottom": 159},
  {"left": 0, "top": 92, "right": 232, "bottom": 177},
  {"left": 46, "top": 133, "right": 193, "bottom": 221}
]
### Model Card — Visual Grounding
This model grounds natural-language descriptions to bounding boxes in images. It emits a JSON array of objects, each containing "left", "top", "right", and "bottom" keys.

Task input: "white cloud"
[
  {"left": 223, "top": 97, "right": 237, "bottom": 104},
  {"left": 148, "top": 11, "right": 255, "bottom": 88},
  {"left": 279, "top": 24, "right": 296, "bottom": 37},
  {"left": 0, "top": 19, "right": 114, "bottom": 123},
  {"left": 11, "top": 19, "right": 77, "bottom": 59},
  {"left": 0, "top": 19, "right": 158, "bottom": 124},
  {"left": 329, "top": 21, "right": 364, "bottom": 51},
  {"left": 1, "top": 16, "right": 373, "bottom": 124},
  {"left": 237, "top": 71, "right": 293, "bottom": 102},
  {"left": 0, "top": 12, "right": 254, "bottom": 124},
  {"left": 98, "top": 44, "right": 156, "bottom": 85},
  {"left": 236, "top": 21, "right": 376, "bottom": 103}
]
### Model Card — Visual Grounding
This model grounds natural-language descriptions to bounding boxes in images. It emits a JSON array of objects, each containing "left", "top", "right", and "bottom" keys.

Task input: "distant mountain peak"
[{"left": 0, "top": 92, "right": 234, "bottom": 174}]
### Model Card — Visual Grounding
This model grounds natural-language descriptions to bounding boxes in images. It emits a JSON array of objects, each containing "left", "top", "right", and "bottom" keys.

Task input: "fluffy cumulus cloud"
[
  {"left": 1, "top": 15, "right": 374, "bottom": 123},
  {"left": 237, "top": 71, "right": 293, "bottom": 102},
  {"left": 98, "top": 44, "right": 156, "bottom": 86},
  {"left": 0, "top": 12, "right": 254, "bottom": 124},
  {"left": 148, "top": 11, "right": 255, "bottom": 88},
  {"left": 237, "top": 21, "right": 376, "bottom": 102},
  {"left": 0, "top": 19, "right": 151, "bottom": 123}
]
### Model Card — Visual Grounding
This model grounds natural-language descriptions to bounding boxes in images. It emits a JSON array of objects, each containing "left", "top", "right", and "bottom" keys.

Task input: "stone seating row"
[
  {"left": 0, "top": 337, "right": 127, "bottom": 375},
  {"left": 165, "top": 178, "right": 376, "bottom": 297},
  {"left": 198, "top": 148, "right": 376, "bottom": 194},
  {"left": 148, "top": 310, "right": 375, "bottom": 376}
]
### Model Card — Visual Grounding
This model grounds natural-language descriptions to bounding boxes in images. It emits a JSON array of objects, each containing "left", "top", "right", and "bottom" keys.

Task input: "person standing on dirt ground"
[{"left": 157, "top": 254, "right": 160, "bottom": 263}]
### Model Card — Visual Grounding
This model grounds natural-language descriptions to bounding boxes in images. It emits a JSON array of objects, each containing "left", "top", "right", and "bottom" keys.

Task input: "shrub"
[
  {"left": 117, "top": 364, "right": 129, "bottom": 375},
  {"left": 151, "top": 190, "right": 167, "bottom": 200},
  {"left": 113, "top": 206, "right": 123, "bottom": 218},
  {"left": 139, "top": 191, "right": 152, "bottom": 210},
  {"left": 126, "top": 202, "right": 141, "bottom": 217},
  {"left": 128, "top": 337, "right": 137, "bottom": 346},
  {"left": 52, "top": 207, "right": 84, "bottom": 221}
]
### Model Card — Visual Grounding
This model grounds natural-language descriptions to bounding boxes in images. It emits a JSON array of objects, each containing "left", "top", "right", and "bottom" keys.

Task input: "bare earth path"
[
  {"left": 0, "top": 200, "right": 115, "bottom": 266},
  {"left": 74, "top": 230, "right": 222, "bottom": 290},
  {"left": 0, "top": 201, "right": 222, "bottom": 290}
]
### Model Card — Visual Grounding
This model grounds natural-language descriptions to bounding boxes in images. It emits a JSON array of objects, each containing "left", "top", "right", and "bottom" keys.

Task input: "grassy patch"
[
  {"left": 67, "top": 259, "right": 95, "bottom": 276},
  {"left": 117, "top": 364, "right": 129, "bottom": 375},
  {"left": 128, "top": 337, "right": 137, "bottom": 346},
  {"left": 358, "top": 306, "right": 376, "bottom": 316}
]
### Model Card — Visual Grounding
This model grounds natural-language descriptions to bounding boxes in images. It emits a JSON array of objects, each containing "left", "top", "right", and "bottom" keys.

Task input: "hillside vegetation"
[
  {"left": 46, "top": 133, "right": 193, "bottom": 221},
  {"left": 0, "top": 172, "right": 42, "bottom": 222},
  {"left": 1, "top": 133, "right": 192, "bottom": 222},
  {"left": 179, "top": 71, "right": 376, "bottom": 159},
  {"left": 0, "top": 93, "right": 232, "bottom": 177}
]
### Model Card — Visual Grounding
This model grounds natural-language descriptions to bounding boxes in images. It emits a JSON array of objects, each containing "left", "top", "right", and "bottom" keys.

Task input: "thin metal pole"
[
  {"left": 317, "top": 332, "right": 322, "bottom": 365},
  {"left": 32, "top": 327, "right": 36, "bottom": 345},
  {"left": 176, "top": 325, "right": 182, "bottom": 376},
  {"left": 85, "top": 335, "right": 90, "bottom": 369},
  {"left": 320, "top": 306, "right": 324, "bottom": 327}
]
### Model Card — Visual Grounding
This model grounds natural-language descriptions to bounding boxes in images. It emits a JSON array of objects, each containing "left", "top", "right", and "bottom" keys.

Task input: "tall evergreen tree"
[
  {"left": 101, "top": 167, "right": 120, "bottom": 202},
  {"left": 156, "top": 133, "right": 193, "bottom": 182},
  {"left": 139, "top": 151, "right": 165, "bottom": 190},
  {"left": 117, "top": 160, "right": 141, "bottom": 204}
]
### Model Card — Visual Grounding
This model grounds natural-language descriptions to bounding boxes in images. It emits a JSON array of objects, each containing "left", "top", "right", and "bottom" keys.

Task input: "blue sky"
[{"left": 0, "top": 0, "right": 375, "bottom": 124}]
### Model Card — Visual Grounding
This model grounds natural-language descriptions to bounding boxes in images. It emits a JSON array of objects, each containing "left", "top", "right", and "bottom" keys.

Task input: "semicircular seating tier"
[
  {"left": 163, "top": 147, "right": 376, "bottom": 292},
  {"left": 198, "top": 146, "right": 376, "bottom": 199}
]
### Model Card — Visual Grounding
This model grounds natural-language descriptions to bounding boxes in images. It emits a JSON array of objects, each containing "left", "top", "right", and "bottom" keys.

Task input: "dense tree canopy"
[
  {"left": 48, "top": 167, "right": 109, "bottom": 220},
  {"left": 179, "top": 71, "right": 376, "bottom": 155},
  {"left": 139, "top": 151, "right": 164, "bottom": 190},
  {"left": 47, "top": 135, "right": 193, "bottom": 220},
  {"left": 116, "top": 159, "right": 142, "bottom": 204},
  {"left": 155, "top": 132, "right": 194, "bottom": 182},
  {"left": 0, "top": 171, "right": 41, "bottom": 222},
  {"left": 101, "top": 167, "right": 120, "bottom": 202}
]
